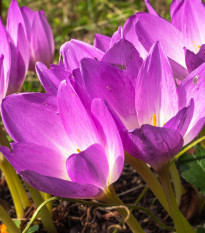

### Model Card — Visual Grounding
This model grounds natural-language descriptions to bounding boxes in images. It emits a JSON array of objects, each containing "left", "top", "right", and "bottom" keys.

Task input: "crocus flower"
[
  {"left": 0, "top": 80, "right": 124, "bottom": 199},
  {"left": 80, "top": 41, "right": 205, "bottom": 171},
  {"left": 132, "top": 0, "right": 205, "bottom": 76}
]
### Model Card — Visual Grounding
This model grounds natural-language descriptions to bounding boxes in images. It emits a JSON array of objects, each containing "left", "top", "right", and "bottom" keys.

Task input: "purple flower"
[
  {"left": 0, "top": 80, "right": 124, "bottom": 199},
  {"left": 80, "top": 41, "right": 205, "bottom": 170},
  {"left": 123, "top": 0, "right": 205, "bottom": 79},
  {"left": 8, "top": 0, "right": 54, "bottom": 72}
]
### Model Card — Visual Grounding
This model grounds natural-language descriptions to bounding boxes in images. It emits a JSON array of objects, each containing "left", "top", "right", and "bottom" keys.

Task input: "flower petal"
[
  {"left": 178, "top": 63, "right": 205, "bottom": 144},
  {"left": 20, "top": 170, "right": 103, "bottom": 199},
  {"left": 66, "top": 143, "right": 109, "bottom": 189},
  {"left": 60, "top": 39, "right": 104, "bottom": 71},
  {"left": 94, "top": 34, "right": 111, "bottom": 52},
  {"left": 36, "top": 62, "right": 70, "bottom": 95},
  {"left": 144, "top": 0, "right": 159, "bottom": 16},
  {"left": 91, "top": 99, "right": 124, "bottom": 184},
  {"left": 164, "top": 99, "right": 194, "bottom": 137},
  {"left": 1, "top": 93, "right": 71, "bottom": 154},
  {"left": 102, "top": 38, "right": 143, "bottom": 78},
  {"left": 123, "top": 14, "right": 147, "bottom": 59},
  {"left": 0, "top": 20, "right": 11, "bottom": 96},
  {"left": 30, "top": 11, "right": 54, "bottom": 70},
  {"left": 7, "top": 24, "right": 28, "bottom": 95},
  {"left": 171, "top": 0, "right": 205, "bottom": 51},
  {"left": 135, "top": 13, "right": 185, "bottom": 68},
  {"left": 81, "top": 58, "right": 138, "bottom": 129},
  {"left": 185, "top": 45, "right": 205, "bottom": 73},
  {"left": 0, "top": 143, "right": 68, "bottom": 180},
  {"left": 135, "top": 41, "right": 178, "bottom": 127},
  {"left": 125, "top": 125, "right": 183, "bottom": 171},
  {"left": 57, "top": 80, "right": 99, "bottom": 151}
]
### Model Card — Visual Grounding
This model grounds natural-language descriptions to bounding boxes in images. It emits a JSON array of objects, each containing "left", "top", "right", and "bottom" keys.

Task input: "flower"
[
  {"left": 0, "top": 80, "right": 124, "bottom": 199},
  {"left": 123, "top": 0, "right": 205, "bottom": 79},
  {"left": 7, "top": 0, "right": 54, "bottom": 72},
  {"left": 0, "top": 0, "right": 54, "bottom": 103},
  {"left": 80, "top": 41, "right": 205, "bottom": 170}
]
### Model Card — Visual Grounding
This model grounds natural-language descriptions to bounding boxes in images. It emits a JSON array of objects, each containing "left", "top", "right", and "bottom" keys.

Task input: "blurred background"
[{"left": 0, "top": 0, "right": 171, "bottom": 91}]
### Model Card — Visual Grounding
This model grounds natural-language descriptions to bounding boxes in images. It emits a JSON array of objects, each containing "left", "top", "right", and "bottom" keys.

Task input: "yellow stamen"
[
  {"left": 198, "top": 45, "right": 201, "bottom": 49},
  {"left": 77, "top": 148, "right": 81, "bottom": 153},
  {"left": 153, "top": 113, "right": 157, "bottom": 127}
]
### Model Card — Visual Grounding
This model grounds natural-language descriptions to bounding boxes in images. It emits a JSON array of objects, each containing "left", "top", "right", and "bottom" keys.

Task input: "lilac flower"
[
  {"left": 80, "top": 41, "right": 205, "bottom": 170},
  {"left": 0, "top": 80, "right": 124, "bottom": 199},
  {"left": 122, "top": 0, "right": 205, "bottom": 79},
  {"left": 0, "top": 0, "right": 54, "bottom": 103},
  {"left": 8, "top": 0, "right": 54, "bottom": 72}
]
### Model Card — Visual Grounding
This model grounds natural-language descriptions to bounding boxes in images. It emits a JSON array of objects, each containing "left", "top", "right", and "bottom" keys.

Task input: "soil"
[{"left": 1, "top": 162, "right": 205, "bottom": 233}]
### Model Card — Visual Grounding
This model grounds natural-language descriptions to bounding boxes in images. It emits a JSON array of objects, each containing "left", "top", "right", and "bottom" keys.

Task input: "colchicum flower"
[
  {"left": 122, "top": 0, "right": 205, "bottom": 79},
  {"left": 0, "top": 80, "right": 124, "bottom": 199},
  {"left": 0, "top": 0, "right": 54, "bottom": 103},
  {"left": 7, "top": 0, "right": 54, "bottom": 72},
  {"left": 80, "top": 41, "right": 205, "bottom": 171}
]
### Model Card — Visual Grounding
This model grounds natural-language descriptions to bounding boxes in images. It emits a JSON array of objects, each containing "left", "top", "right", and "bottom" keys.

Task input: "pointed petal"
[
  {"left": 178, "top": 63, "right": 205, "bottom": 144},
  {"left": 102, "top": 38, "right": 143, "bottom": 78},
  {"left": 171, "top": 0, "right": 205, "bottom": 51},
  {"left": 6, "top": 0, "right": 26, "bottom": 45},
  {"left": 1, "top": 93, "right": 72, "bottom": 154},
  {"left": 57, "top": 80, "right": 99, "bottom": 151},
  {"left": 110, "top": 26, "right": 123, "bottom": 47},
  {"left": 66, "top": 143, "right": 109, "bottom": 189},
  {"left": 164, "top": 99, "right": 194, "bottom": 137},
  {"left": 145, "top": 0, "right": 159, "bottom": 16},
  {"left": 20, "top": 170, "right": 102, "bottom": 199},
  {"left": 185, "top": 45, "right": 205, "bottom": 73},
  {"left": 0, "top": 20, "right": 11, "bottom": 93},
  {"left": 91, "top": 99, "right": 124, "bottom": 184},
  {"left": 136, "top": 13, "right": 185, "bottom": 67},
  {"left": 125, "top": 125, "right": 183, "bottom": 171},
  {"left": 81, "top": 58, "right": 138, "bottom": 129},
  {"left": 123, "top": 14, "right": 147, "bottom": 59},
  {"left": 7, "top": 24, "right": 28, "bottom": 95},
  {"left": 60, "top": 39, "right": 104, "bottom": 71},
  {"left": 94, "top": 34, "right": 111, "bottom": 52},
  {"left": 0, "top": 55, "right": 5, "bottom": 103},
  {"left": 20, "top": 6, "right": 35, "bottom": 40},
  {"left": 30, "top": 11, "right": 54, "bottom": 71},
  {"left": 135, "top": 42, "right": 178, "bottom": 127},
  {"left": 36, "top": 62, "right": 70, "bottom": 95},
  {"left": 1, "top": 143, "right": 68, "bottom": 180}
]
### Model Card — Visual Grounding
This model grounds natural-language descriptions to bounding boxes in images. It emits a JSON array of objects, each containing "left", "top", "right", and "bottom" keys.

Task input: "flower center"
[{"left": 77, "top": 148, "right": 81, "bottom": 153}]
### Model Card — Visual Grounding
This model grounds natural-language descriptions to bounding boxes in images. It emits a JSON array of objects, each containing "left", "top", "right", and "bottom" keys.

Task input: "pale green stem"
[
  {"left": 125, "top": 153, "right": 170, "bottom": 214},
  {"left": 28, "top": 186, "right": 57, "bottom": 233},
  {"left": 158, "top": 165, "right": 196, "bottom": 233},
  {"left": 169, "top": 162, "right": 183, "bottom": 205},
  {"left": 40, "top": 192, "right": 52, "bottom": 214},
  {"left": 0, "top": 204, "right": 20, "bottom": 233},
  {"left": 0, "top": 124, "right": 30, "bottom": 211},
  {"left": 0, "top": 153, "right": 24, "bottom": 218},
  {"left": 174, "top": 136, "right": 205, "bottom": 160},
  {"left": 103, "top": 185, "right": 145, "bottom": 233}
]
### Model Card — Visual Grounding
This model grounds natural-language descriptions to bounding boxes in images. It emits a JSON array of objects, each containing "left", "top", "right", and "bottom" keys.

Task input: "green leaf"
[
  {"left": 13, "top": 220, "right": 21, "bottom": 228},
  {"left": 27, "top": 225, "right": 39, "bottom": 233},
  {"left": 178, "top": 145, "right": 205, "bottom": 195},
  {"left": 196, "top": 224, "right": 205, "bottom": 233}
]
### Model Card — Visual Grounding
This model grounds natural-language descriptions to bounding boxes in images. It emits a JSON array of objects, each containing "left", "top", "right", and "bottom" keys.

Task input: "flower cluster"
[
  {"left": 0, "top": 2, "right": 205, "bottom": 232},
  {"left": 0, "top": 0, "right": 54, "bottom": 103}
]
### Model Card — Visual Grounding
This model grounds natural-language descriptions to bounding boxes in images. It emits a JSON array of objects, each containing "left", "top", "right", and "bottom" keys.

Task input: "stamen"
[
  {"left": 77, "top": 148, "right": 81, "bottom": 153},
  {"left": 153, "top": 113, "right": 157, "bottom": 127},
  {"left": 198, "top": 45, "right": 201, "bottom": 50}
]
